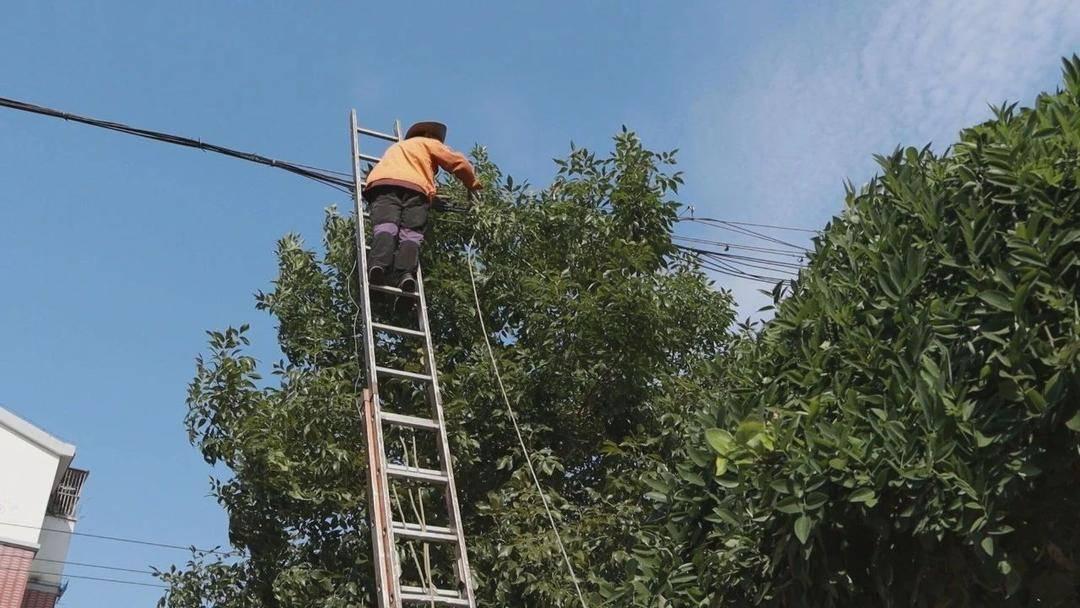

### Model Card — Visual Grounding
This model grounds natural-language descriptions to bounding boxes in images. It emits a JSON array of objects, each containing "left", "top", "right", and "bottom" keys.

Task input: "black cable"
[
  {"left": 0, "top": 521, "right": 235, "bottom": 557},
  {"left": 0, "top": 565, "right": 168, "bottom": 589},
  {"left": 683, "top": 218, "right": 809, "bottom": 251},
  {"left": 677, "top": 216, "right": 819, "bottom": 234},
  {"left": 704, "top": 220, "right": 808, "bottom": 251},
  {"left": 30, "top": 556, "right": 155, "bottom": 576},
  {"left": 693, "top": 248, "right": 804, "bottom": 270},
  {"left": 694, "top": 255, "right": 794, "bottom": 285},
  {"left": 675, "top": 244, "right": 803, "bottom": 271},
  {"left": 672, "top": 235, "right": 808, "bottom": 258},
  {"left": 700, "top": 253, "right": 800, "bottom": 275},
  {"left": 0, "top": 95, "right": 354, "bottom": 194}
]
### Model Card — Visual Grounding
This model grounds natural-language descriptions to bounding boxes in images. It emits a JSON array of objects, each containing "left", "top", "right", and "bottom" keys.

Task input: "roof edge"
[{"left": 0, "top": 406, "right": 76, "bottom": 460}]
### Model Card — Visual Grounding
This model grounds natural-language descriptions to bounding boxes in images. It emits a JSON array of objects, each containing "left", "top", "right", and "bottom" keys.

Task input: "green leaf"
[
  {"left": 642, "top": 476, "right": 669, "bottom": 494},
  {"left": 775, "top": 496, "right": 802, "bottom": 514},
  {"left": 1066, "top": 411, "right": 1080, "bottom": 432},
  {"left": 644, "top": 492, "right": 668, "bottom": 503},
  {"left": 804, "top": 492, "right": 828, "bottom": 510},
  {"left": 735, "top": 419, "right": 765, "bottom": 443},
  {"left": 770, "top": 479, "right": 791, "bottom": 494},
  {"left": 704, "top": 428, "right": 734, "bottom": 454},
  {"left": 794, "top": 515, "right": 812, "bottom": 545},
  {"left": 980, "top": 536, "right": 994, "bottom": 557},
  {"left": 848, "top": 488, "right": 876, "bottom": 504},
  {"left": 978, "top": 291, "right": 1012, "bottom": 311}
]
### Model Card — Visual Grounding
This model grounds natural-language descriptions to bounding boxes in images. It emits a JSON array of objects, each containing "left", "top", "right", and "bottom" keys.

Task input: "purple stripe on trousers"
[
  {"left": 399, "top": 227, "right": 424, "bottom": 244},
  {"left": 373, "top": 223, "right": 399, "bottom": 236}
]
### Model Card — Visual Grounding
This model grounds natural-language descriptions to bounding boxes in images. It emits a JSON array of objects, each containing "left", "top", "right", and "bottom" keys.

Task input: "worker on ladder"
[{"left": 363, "top": 121, "right": 482, "bottom": 293}]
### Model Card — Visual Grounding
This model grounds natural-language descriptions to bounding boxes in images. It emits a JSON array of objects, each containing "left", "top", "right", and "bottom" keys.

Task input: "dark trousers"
[{"left": 366, "top": 186, "right": 429, "bottom": 277}]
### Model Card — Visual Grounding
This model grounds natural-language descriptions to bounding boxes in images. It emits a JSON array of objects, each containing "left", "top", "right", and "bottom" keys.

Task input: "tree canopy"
[
  {"left": 612, "top": 58, "right": 1080, "bottom": 607},
  {"left": 158, "top": 130, "right": 735, "bottom": 607},
  {"left": 161, "top": 58, "right": 1080, "bottom": 608}
]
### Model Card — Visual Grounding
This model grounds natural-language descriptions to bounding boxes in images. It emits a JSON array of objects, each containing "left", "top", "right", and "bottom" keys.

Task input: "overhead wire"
[
  {"left": 0, "top": 95, "right": 354, "bottom": 194},
  {"left": 672, "top": 235, "right": 808, "bottom": 258},
  {"left": 676, "top": 216, "right": 819, "bottom": 234},
  {"left": 703, "top": 255, "right": 800, "bottom": 275},
  {"left": 672, "top": 215, "right": 817, "bottom": 285},
  {"left": 680, "top": 217, "right": 810, "bottom": 250},
  {"left": 0, "top": 565, "right": 168, "bottom": 589},
  {"left": 0, "top": 520, "right": 236, "bottom": 557},
  {"left": 30, "top": 556, "right": 155, "bottom": 577},
  {"left": 678, "top": 245, "right": 804, "bottom": 270},
  {"left": 697, "top": 258, "right": 793, "bottom": 285}
]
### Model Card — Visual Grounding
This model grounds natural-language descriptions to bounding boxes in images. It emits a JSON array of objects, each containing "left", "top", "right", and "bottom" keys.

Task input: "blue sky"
[{"left": 1, "top": 2, "right": 1078, "bottom": 606}]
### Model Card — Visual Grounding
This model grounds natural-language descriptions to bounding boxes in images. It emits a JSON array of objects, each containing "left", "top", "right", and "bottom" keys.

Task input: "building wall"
[
  {"left": 0, "top": 543, "right": 34, "bottom": 608},
  {"left": 21, "top": 583, "right": 58, "bottom": 608},
  {"left": 28, "top": 517, "right": 72, "bottom": 588},
  {"left": 0, "top": 426, "right": 58, "bottom": 550}
]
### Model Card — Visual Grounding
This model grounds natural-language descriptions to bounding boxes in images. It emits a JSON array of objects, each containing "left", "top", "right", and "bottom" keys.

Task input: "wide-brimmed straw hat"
[{"left": 405, "top": 121, "right": 447, "bottom": 142}]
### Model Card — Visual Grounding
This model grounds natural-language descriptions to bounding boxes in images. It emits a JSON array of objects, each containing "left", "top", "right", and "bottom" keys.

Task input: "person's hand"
[{"left": 468, "top": 184, "right": 483, "bottom": 201}]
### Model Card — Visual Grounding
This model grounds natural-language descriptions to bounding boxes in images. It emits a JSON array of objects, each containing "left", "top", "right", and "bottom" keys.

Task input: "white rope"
[{"left": 465, "top": 245, "right": 590, "bottom": 608}]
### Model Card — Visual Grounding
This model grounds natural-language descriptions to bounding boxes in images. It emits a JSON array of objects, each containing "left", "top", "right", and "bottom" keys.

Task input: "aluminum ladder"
[{"left": 349, "top": 110, "right": 476, "bottom": 608}]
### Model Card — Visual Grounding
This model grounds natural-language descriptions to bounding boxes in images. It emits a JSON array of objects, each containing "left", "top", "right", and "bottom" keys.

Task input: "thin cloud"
[{"left": 688, "top": 0, "right": 1080, "bottom": 316}]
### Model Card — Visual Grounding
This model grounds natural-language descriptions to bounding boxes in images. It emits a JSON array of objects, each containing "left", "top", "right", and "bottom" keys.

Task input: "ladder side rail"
[
  {"left": 351, "top": 110, "right": 399, "bottom": 608},
  {"left": 414, "top": 263, "right": 476, "bottom": 604},
  {"left": 363, "top": 389, "right": 396, "bottom": 608}
]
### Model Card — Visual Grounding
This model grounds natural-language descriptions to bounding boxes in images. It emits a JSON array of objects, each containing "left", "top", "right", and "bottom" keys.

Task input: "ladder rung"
[
  {"left": 381, "top": 412, "right": 440, "bottom": 431},
  {"left": 369, "top": 283, "right": 420, "bottom": 298},
  {"left": 400, "top": 587, "right": 469, "bottom": 606},
  {"left": 392, "top": 522, "right": 458, "bottom": 543},
  {"left": 372, "top": 322, "right": 426, "bottom": 338},
  {"left": 357, "top": 126, "right": 399, "bottom": 142},
  {"left": 386, "top": 464, "right": 448, "bottom": 484},
  {"left": 359, "top": 152, "right": 382, "bottom": 163},
  {"left": 376, "top": 366, "right": 432, "bottom": 382}
]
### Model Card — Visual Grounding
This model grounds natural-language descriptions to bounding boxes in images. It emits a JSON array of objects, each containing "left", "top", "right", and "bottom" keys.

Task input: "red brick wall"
[
  {"left": 0, "top": 544, "right": 34, "bottom": 608},
  {"left": 20, "top": 588, "right": 57, "bottom": 608}
]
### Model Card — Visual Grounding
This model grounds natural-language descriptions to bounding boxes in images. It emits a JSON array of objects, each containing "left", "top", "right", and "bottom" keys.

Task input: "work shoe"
[
  {"left": 368, "top": 265, "right": 386, "bottom": 285},
  {"left": 398, "top": 273, "right": 417, "bottom": 294}
]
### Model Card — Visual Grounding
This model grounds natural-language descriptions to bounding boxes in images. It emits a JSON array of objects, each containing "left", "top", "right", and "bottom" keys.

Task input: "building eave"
[
  {"left": 0, "top": 535, "right": 42, "bottom": 552},
  {"left": 0, "top": 405, "right": 77, "bottom": 491}
]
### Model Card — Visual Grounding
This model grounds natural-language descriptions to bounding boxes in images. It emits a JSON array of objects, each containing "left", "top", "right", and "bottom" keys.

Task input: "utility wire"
[
  {"left": 0, "top": 565, "right": 168, "bottom": 589},
  {"left": 677, "top": 216, "right": 819, "bottom": 234},
  {"left": 683, "top": 246, "right": 804, "bottom": 270},
  {"left": 672, "top": 235, "right": 808, "bottom": 258},
  {"left": 700, "top": 261, "right": 792, "bottom": 285},
  {"left": 691, "top": 253, "right": 795, "bottom": 285},
  {"left": 0, "top": 95, "right": 354, "bottom": 194},
  {"left": 703, "top": 254, "right": 800, "bottom": 275},
  {"left": 465, "top": 243, "right": 590, "bottom": 608},
  {"left": 0, "top": 521, "right": 235, "bottom": 557},
  {"left": 31, "top": 556, "right": 156, "bottom": 577},
  {"left": 696, "top": 219, "right": 808, "bottom": 251},
  {"left": 681, "top": 217, "right": 810, "bottom": 251},
  {"left": 673, "top": 243, "right": 801, "bottom": 281}
]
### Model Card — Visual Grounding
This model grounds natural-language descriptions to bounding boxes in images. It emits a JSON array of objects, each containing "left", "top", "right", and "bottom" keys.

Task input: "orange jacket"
[{"left": 365, "top": 137, "right": 480, "bottom": 199}]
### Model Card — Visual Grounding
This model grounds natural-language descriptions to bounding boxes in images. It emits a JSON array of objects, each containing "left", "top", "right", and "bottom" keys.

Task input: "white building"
[{"left": 0, "top": 406, "right": 88, "bottom": 608}]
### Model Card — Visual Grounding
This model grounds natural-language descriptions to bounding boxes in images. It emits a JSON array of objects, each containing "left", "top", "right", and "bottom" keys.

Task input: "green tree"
[
  {"left": 157, "top": 130, "right": 735, "bottom": 607},
  {"left": 615, "top": 58, "right": 1080, "bottom": 607}
]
